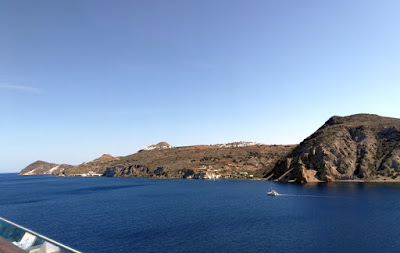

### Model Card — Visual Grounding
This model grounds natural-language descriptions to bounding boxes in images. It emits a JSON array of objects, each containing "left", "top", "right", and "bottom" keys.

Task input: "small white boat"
[{"left": 267, "top": 190, "right": 279, "bottom": 196}]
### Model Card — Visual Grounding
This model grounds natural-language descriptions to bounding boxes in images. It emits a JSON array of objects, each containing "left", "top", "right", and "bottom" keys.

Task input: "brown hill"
[
  {"left": 62, "top": 143, "right": 294, "bottom": 178},
  {"left": 92, "top": 154, "right": 117, "bottom": 163},
  {"left": 271, "top": 114, "right": 400, "bottom": 183},
  {"left": 19, "top": 161, "right": 72, "bottom": 175}
]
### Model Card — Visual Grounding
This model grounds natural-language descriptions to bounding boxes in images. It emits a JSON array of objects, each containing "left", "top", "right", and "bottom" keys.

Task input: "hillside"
[
  {"left": 19, "top": 161, "right": 72, "bottom": 175},
  {"left": 62, "top": 142, "right": 294, "bottom": 179},
  {"left": 271, "top": 114, "right": 400, "bottom": 183}
]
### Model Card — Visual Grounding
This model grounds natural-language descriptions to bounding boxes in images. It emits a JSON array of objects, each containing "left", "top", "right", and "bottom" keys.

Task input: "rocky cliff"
[
  {"left": 19, "top": 161, "right": 72, "bottom": 175},
  {"left": 271, "top": 114, "right": 400, "bottom": 183}
]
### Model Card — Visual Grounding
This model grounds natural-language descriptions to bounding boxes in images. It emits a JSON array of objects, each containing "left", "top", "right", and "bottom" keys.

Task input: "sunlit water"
[{"left": 1, "top": 173, "right": 400, "bottom": 252}]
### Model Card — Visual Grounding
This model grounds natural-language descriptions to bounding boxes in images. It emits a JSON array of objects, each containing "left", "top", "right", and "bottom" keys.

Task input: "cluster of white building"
[
  {"left": 213, "top": 141, "right": 261, "bottom": 148},
  {"left": 72, "top": 171, "right": 102, "bottom": 177},
  {"left": 142, "top": 142, "right": 173, "bottom": 151}
]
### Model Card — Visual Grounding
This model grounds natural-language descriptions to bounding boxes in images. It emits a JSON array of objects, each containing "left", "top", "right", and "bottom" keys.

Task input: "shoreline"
[{"left": 12, "top": 173, "right": 400, "bottom": 184}]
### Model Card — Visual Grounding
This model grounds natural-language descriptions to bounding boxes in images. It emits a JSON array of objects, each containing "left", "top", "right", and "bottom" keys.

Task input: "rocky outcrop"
[
  {"left": 19, "top": 161, "right": 72, "bottom": 175},
  {"left": 271, "top": 114, "right": 400, "bottom": 183}
]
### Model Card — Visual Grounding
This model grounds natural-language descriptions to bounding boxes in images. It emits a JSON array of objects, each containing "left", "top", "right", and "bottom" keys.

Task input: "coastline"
[{"left": 13, "top": 172, "right": 400, "bottom": 184}]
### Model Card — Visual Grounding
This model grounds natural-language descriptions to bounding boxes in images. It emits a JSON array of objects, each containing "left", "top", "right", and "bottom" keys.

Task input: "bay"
[{"left": 1, "top": 173, "right": 399, "bottom": 253}]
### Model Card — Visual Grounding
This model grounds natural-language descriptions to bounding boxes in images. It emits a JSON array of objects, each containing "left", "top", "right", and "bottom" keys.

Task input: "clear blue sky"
[{"left": 1, "top": 0, "right": 400, "bottom": 172}]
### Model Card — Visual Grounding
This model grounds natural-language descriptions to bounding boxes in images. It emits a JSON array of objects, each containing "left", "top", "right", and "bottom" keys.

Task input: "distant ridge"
[{"left": 20, "top": 142, "right": 293, "bottom": 179}]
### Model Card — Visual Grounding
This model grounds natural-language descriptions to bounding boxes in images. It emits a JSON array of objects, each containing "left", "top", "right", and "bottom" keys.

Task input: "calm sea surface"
[{"left": 1, "top": 173, "right": 400, "bottom": 253}]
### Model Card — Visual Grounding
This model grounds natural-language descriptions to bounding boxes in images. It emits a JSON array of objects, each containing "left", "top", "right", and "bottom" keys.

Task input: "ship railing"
[{"left": 0, "top": 217, "right": 81, "bottom": 253}]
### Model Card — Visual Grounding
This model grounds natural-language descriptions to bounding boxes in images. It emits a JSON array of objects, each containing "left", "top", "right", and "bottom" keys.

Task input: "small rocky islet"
[{"left": 20, "top": 114, "right": 400, "bottom": 183}]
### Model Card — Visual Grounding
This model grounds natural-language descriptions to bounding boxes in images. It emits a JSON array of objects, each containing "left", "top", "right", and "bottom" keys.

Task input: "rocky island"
[{"left": 19, "top": 114, "right": 400, "bottom": 183}]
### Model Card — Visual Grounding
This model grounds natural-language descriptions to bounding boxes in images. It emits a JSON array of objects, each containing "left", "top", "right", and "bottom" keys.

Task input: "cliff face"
[
  {"left": 61, "top": 143, "right": 294, "bottom": 179},
  {"left": 271, "top": 114, "right": 400, "bottom": 183},
  {"left": 19, "top": 161, "right": 72, "bottom": 175}
]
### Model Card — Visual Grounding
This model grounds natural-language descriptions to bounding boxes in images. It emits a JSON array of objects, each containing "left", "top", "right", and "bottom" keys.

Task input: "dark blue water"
[{"left": 1, "top": 173, "right": 400, "bottom": 252}]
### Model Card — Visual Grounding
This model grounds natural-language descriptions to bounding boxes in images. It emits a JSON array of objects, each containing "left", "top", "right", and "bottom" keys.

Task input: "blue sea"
[{"left": 1, "top": 173, "right": 400, "bottom": 253}]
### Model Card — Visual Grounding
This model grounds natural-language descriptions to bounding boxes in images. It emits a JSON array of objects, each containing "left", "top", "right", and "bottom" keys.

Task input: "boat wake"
[{"left": 274, "top": 194, "right": 345, "bottom": 198}]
